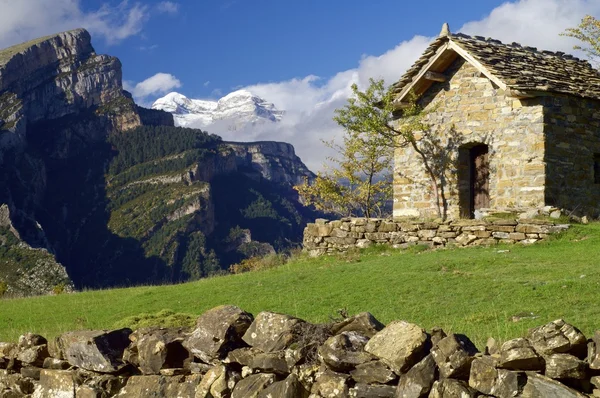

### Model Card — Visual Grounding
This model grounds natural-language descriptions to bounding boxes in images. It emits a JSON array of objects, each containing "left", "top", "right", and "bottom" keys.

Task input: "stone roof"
[{"left": 392, "top": 32, "right": 600, "bottom": 101}]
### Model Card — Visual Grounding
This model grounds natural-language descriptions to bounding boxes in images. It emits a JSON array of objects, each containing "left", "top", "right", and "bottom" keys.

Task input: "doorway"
[{"left": 458, "top": 143, "right": 490, "bottom": 218}]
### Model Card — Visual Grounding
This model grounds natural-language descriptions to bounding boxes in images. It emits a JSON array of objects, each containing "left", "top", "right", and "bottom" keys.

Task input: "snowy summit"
[{"left": 152, "top": 90, "right": 284, "bottom": 130}]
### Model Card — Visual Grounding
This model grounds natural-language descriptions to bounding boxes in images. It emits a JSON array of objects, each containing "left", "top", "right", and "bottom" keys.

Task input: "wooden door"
[{"left": 470, "top": 145, "right": 490, "bottom": 215}]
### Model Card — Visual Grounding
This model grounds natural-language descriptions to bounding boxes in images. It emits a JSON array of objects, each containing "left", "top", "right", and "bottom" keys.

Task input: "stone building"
[{"left": 392, "top": 24, "right": 600, "bottom": 220}]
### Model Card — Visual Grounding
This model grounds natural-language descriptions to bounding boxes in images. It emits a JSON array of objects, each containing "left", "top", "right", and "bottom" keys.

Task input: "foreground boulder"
[
  {"left": 527, "top": 319, "right": 587, "bottom": 357},
  {"left": 364, "top": 321, "right": 428, "bottom": 374},
  {"left": 497, "top": 338, "right": 544, "bottom": 371},
  {"left": 126, "top": 328, "right": 190, "bottom": 375},
  {"left": 3, "top": 307, "right": 600, "bottom": 397},
  {"left": 430, "top": 334, "right": 478, "bottom": 380},
  {"left": 395, "top": 354, "right": 437, "bottom": 398},
  {"left": 184, "top": 305, "right": 253, "bottom": 363},
  {"left": 242, "top": 312, "right": 304, "bottom": 352},
  {"left": 319, "top": 332, "right": 374, "bottom": 372},
  {"left": 59, "top": 329, "right": 132, "bottom": 373}
]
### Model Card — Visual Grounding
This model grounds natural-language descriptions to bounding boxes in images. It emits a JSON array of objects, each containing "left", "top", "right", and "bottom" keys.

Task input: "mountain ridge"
[
  {"left": 152, "top": 90, "right": 284, "bottom": 129},
  {"left": 0, "top": 28, "right": 318, "bottom": 296}
]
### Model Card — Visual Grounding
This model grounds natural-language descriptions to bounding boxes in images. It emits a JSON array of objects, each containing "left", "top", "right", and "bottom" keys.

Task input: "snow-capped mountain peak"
[{"left": 152, "top": 90, "right": 284, "bottom": 130}]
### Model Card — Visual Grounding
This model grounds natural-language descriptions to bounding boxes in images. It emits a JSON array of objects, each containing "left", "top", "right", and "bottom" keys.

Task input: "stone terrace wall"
[
  {"left": 1, "top": 306, "right": 599, "bottom": 397},
  {"left": 303, "top": 217, "right": 569, "bottom": 256}
]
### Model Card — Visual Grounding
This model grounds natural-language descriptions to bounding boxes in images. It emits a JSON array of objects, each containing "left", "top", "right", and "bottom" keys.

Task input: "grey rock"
[
  {"left": 331, "top": 312, "right": 385, "bottom": 338},
  {"left": 468, "top": 355, "right": 527, "bottom": 397},
  {"left": 248, "top": 350, "right": 290, "bottom": 374},
  {"left": 17, "top": 334, "right": 46, "bottom": 350},
  {"left": 527, "top": 319, "right": 587, "bottom": 357},
  {"left": 429, "top": 328, "right": 446, "bottom": 347},
  {"left": 395, "top": 354, "right": 437, "bottom": 398},
  {"left": 485, "top": 337, "right": 499, "bottom": 356},
  {"left": 521, "top": 372, "right": 587, "bottom": 397},
  {"left": 467, "top": 356, "right": 497, "bottom": 395},
  {"left": 113, "top": 375, "right": 195, "bottom": 398},
  {"left": 494, "top": 369, "right": 527, "bottom": 398},
  {"left": 311, "top": 368, "right": 350, "bottom": 398},
  {"left": 195, "top": 364, "right": 229, "bottom": 398},
  {"left": 42, "top": 358, "right": 70, "bottom": 370},
  {"left": 257, "top": 374, "right": 309, "bottom": 398},
  {"left": 430, "top": 334, "right": 478, "bottom": 380},
  {"left": 319, "top": 331, "right": 374, "bottom": 372},
  {"left": 588, "top": 331, "right": 600, "bottom": 369},
  {"left": 428, "top": 379, "right": 477, "bottom": 398},
  {"left": 16, "top": 345, "right": 48, "bottom": 367},
  {"left": 127, "top": 327, "right": 190, "bottom": 375},
  {"left": 350, "top": 383, "right": 396, "bottom": 397},
  {"left": 242, "top": 312, "right": 303, "bottom": 352},
  {"left": 544, "top": 353, "right": 587, "bottom": 380},
  {"left": 184, "top": 305, "right": 253, "bottom": 363},
  {"left": 350, "top": 361, "right": 396, "bottom": 384},
  {"left": 0, "top": 343, "right": 17, "bottom": 359},
  {"left": 59, "top": 329, "right": 132, "bottom": 373},
  {"left": 365, "top": 321, "right": 429, "bottom": 374},
  {"left": 231, "top": 373, "right": 276, "bottom": 398},
  {"left": 47, "top": 337, "right": 64, "bottom": 360},
  {"left": 31, "top": 369, "right": 76, "bottom": 398},
  {"left": 498, "top": 338, "right": 544, "bottom": 371},
  {"left": 19, "top": 367, "right": 41, "bottom": 380}
]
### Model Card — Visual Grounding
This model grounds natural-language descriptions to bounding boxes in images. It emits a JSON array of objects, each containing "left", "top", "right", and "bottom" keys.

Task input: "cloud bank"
[
  {"left": 0, "top": 0, "right": 154, "bottom": 49},
  {"left": 124, "top": 73, "right": 182, "bottom": 106},
  {"left": 211, "top": 0, "right": 600, "bottom": 172}
]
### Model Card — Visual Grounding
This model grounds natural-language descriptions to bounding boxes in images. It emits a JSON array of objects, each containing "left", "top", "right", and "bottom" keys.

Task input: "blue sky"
[
  {"left": 1, "top": 0, "right": 599, "bottom": 170},
  {"left": 91, "top": 0, "right": 507, "bottom": 99}
]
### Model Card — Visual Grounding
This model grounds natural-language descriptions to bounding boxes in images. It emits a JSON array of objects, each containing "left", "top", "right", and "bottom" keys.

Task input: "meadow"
[{"left": 1, "top": 223, "right": 600, "bottom": 349}]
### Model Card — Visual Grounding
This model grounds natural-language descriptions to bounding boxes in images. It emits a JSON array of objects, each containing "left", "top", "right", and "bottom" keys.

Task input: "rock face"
[
  {"left": 0, "top": 30, "right": 319, "bottom": 294},
  {"left": 0, "top": 29, "right": 170, "bottom": 295},
  {"left": 225, "top": 141, "right": 315, "bottom": 186},
  {"left": 1, "top": 313, "right": 600, "bottom": 397}
]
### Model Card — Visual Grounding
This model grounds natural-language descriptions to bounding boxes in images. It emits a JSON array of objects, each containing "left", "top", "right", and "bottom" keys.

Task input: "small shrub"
[
  {"left": 229, "top": 253, "right": 288, "bottom": 274},
  {"left": 113, "top": 309, "right": 196, "bottom": 329},
  {"left": 0, "top": 281, "right": 7, "bottom": 298},
  {"left": 52, "top": 283, "right": 66, "bottom": 295}
]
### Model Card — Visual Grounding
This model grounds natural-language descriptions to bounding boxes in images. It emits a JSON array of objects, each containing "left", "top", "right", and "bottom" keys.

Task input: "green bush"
[
  {"left": 112, "top": 309, "right": 196, "bottom": 329},
  {"left": 0, "top": 281, "right": 7, "bottom": 298},
  {"left": 229, "top": 252, "right": 288, "bottom": 274}
]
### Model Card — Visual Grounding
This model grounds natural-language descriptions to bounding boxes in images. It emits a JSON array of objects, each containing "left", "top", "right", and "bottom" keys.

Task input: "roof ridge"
[{"left": 450, "top": 32, "right": 590, "bottom": 66}]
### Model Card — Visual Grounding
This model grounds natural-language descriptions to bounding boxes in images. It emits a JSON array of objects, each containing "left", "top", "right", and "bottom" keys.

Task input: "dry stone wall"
[
  {"left": 303, "top": 217, "right": 569, "bottom": 256},
  {"left": 1, "top": 306, "right": 600, "bottom": 397}
]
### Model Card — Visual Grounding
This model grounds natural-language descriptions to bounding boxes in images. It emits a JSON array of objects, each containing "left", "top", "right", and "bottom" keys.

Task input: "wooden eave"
[{"left": 393, "top": 38, "right": 517, "bottom": 109}]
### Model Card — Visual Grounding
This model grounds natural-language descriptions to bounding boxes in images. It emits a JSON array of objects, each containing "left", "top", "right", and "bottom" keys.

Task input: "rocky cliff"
[
  {"left": 225, "top": 141, "right": 315, "bottom": 186},
  {"left": 0, "top": 30, "right": 318, "bottom": 295}
]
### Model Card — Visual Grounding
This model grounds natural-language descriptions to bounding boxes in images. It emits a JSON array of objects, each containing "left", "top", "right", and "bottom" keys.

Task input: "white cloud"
[
  {"left": 204, "top": 81, "right": 211, "bottom": 87},
  {"left": 0, "top": 0, "right": 151, "bottom": 49},
  {"left": 127, "top": 73, "right": 182, "bottom": 101},
  {"left": 156, "top": 1, "right": 179, "bottom": 15},
  {"left": 139, "top": 44, "right": 159, "bottom": 52},
  {"left": 200, "top": 0, "right": 600, "bottom": 172}
]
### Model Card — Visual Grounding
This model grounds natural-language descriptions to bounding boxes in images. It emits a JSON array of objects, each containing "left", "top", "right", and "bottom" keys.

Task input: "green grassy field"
[{"left": 1, "top": 223, "right": 600, "bottom": 348}]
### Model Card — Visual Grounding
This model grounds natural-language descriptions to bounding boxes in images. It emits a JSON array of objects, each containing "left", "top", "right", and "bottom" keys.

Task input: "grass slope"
[{"left": 1, "top": 223, "right": 599, "bottom": 348}]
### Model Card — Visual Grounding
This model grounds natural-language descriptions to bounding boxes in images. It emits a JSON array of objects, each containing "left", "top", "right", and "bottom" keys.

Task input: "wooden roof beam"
[{"left": 424, "top": 71, "right": 446, "bottom": 82}]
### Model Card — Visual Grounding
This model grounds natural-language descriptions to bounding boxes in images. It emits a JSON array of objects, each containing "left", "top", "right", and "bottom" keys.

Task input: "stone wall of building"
[
  {"left": 393, "top": 58, "right": 546, "bottom": 219},
  {"left": 542, "top": 94, "right": 600, "bottom": 217},
  {"left": 1, "top": 306, "right": 599, "bottom": 397},
  {"left": 303, "top": 217, "right": 569, "bottom": 256}
]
